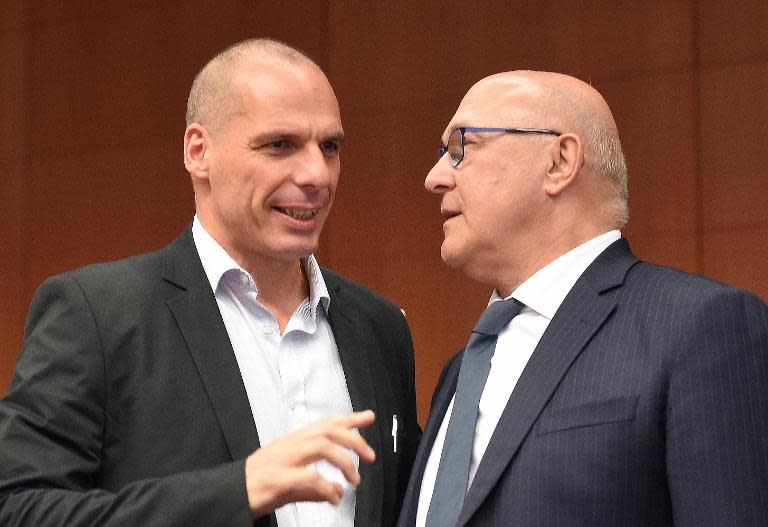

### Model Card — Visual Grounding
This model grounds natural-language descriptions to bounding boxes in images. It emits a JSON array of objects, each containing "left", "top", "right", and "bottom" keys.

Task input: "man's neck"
[
  {"left": 243, "top": 256, "right": 309, "bottom": 335},
  {"left": 492, "top": 224, "right": 613, "bottom": 298},
  {"left": 195, "top": 215, "right": 312, "bottom": 332}
]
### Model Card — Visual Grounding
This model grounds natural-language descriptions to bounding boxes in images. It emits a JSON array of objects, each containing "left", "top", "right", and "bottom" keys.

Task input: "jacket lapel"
[
  {"left": 163, "top": 227, "right": 260, "bottom": 461},
  {"left": 324, "top": 272, "right": 385, "bottom": 527},
  {"left": 458, "top": 239, "right": 639, "bottom": 525},
  {"left": 398, "top": 351, "right": 462, "bottom": 526}
]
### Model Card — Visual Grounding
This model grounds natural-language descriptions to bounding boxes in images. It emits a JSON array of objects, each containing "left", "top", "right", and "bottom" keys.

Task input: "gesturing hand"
[{"left": 244, "top": 410, "right": 376, "bottom": 519}]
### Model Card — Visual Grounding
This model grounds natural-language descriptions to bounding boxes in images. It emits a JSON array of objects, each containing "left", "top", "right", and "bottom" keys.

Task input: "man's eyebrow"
[
  {"left": 247, "top": 130, "right": 345, "bottom": 146},
  {"left": 323, "top": 132, "right": 345, "bottom": 144},
  {"left": 247, "top": 130, "right": 300, "bottom": 146}
]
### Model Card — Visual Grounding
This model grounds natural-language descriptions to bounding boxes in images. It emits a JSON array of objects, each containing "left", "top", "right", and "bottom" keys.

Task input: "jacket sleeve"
[
  {"left": 666, "top": 288, "right": 768, "bottom": 525},
  {"left": 0, "top": 274, "right": 255, "bottom": 527}
]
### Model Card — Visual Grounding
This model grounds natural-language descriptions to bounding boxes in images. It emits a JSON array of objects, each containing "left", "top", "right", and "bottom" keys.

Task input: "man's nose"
[
  {"left": 425, "top": 156, "right": 455, "bottom": 194},
  {"left": 295, "top": 145, "right": 333, "bottom": 187}
]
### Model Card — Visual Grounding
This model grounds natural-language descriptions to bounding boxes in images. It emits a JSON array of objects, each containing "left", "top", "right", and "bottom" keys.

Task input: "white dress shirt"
[
  {"left": 192, "top": 216, "right": 356, "bottom": 527},
  {"left": 416, "top": 230, "right": 621, "bottom": 527}
]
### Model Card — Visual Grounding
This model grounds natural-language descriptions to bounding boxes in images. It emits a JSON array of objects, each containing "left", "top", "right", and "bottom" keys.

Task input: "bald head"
[
  {"left": 461, "top": 71, "right": 629, "bottom": 227},
  {"left": 470, "top": 72, "right": 612, "bottom": 127},
  {"left": 185, "top": 38, "right": 323, "bottom": 132}
]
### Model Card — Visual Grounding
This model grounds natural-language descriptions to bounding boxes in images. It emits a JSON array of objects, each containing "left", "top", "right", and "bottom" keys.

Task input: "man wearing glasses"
[{"left": 398, "top": 71, "right": 768, "bottom": 526}]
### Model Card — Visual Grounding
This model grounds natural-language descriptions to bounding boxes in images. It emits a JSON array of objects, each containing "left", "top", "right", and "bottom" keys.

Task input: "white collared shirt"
[
  {"left": 192, "top": 216, "right": 356, "bottom": 527},
  {"left": 416, "top": 230, "right": 621, "bottom": 527}
]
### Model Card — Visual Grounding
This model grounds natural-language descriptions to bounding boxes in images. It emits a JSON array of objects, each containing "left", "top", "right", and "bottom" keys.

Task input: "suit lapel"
[
  {"left": 163, "top": 227, "right": 260, "bottom": 461},
  {"left": 458, "top": 239, "right": 639, "bottom": 526},
  {"left": 324, "top": 273, "right": 384, "bottom": 527}
]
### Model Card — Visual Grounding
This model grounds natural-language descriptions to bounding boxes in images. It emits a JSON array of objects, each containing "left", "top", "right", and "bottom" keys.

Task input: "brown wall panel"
[
  {"left": 698, "top": 63, "right": 768, "bottom": 297},
  {"left": 609, "top": 71, "right": 699, "bottom": 272},
  {"left": 698, "top": 0, "right": 768, "bottom": 300},
  {"left": 698, "top": 0, "right": 768, "bottom": 66},
  {"left": 0, "top": 20, "right": 27, "bottom": 392},
  {"left": 2, "top": 2, "right": 767, "bottom": 426}
]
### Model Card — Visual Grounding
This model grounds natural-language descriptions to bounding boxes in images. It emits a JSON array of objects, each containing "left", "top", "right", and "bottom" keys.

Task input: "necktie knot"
[{"left": 472, "top": 297, "right": 524, "bottom": 336}]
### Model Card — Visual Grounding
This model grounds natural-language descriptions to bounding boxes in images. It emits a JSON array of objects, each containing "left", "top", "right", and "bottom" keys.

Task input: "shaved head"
[
  {"left": 186, "top": 38, "right": 322, "bottom": 132},
  {"left": 462, "top": 71, "right": 629, "bottom": 228},
  {"left": 528, "top": 73, "right": 628, "bottom": 228}
]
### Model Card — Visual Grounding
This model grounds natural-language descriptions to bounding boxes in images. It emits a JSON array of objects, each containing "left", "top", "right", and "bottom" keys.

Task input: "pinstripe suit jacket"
[{"left": 399, "top": 238, "right": 768, "bottom": 527}]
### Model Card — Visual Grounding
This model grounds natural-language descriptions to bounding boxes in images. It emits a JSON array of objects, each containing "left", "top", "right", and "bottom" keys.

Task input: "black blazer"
[
  {"left": 399, "top": 238, "right": 768, "bottom": 527},
  {"left": 0, "top": 226, "right": 420, "bottom": 527}
]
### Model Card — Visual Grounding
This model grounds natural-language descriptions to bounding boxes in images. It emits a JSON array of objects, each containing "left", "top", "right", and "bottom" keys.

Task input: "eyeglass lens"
[{"left": 447, "top": 128, "right": 463, "bottom": 167}]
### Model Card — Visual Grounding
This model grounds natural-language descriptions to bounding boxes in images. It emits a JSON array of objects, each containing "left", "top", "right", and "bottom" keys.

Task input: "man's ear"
[
  {"left": 183, "top": 123, "right": 211, "bottom": 181},
  {"left": 544, "top": 133, "right": 583, "bottom": 196}
]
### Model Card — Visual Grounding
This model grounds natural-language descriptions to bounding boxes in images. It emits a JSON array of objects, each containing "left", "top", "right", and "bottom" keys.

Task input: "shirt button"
[
  {"left": 287, "top": 400, "right": 296, "bottom": 411},
  {"left": 475, "top": 425, "right": 481, "bottom": 436},
  {"left": 262, "top": 325, "right": 274, "bottom": 335}
]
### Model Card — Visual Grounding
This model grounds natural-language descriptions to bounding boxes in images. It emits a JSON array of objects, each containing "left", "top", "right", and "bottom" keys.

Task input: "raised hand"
[{"left": 244, "top": 410, "right": 376, "bottom": 519}]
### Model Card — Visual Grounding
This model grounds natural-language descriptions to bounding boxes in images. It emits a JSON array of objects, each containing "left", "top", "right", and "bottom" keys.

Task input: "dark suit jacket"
[
  {"left": 0, "top": 226, "right": 420, "bottom": 527},
  {"left": 399, "top": 238, "right": 768, "bottom": 527}
]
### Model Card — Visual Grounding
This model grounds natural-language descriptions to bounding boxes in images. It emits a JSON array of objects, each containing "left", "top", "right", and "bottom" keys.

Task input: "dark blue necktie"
[{"left": 425, "top": 297, "right": 524, "bottom": 527}]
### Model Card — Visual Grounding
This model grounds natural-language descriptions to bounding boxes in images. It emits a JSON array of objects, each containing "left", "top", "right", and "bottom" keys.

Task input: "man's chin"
[
  {"left": 440, "top": 243, "right": 465, "bottom": 269},
  {"left": 283, "top": 245, "right": 318, "bottom": 261},
  {"left": 287, "top": 237, "right": 324, "bottom": 260}
]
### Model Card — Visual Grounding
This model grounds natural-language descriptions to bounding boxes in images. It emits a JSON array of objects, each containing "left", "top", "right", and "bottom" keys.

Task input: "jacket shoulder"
[
  {"left": 629, "top": 260, "right": 763, "bottom": 302},
  {"left": 49, "top": 244, "right": 171, "bottom": 294}
]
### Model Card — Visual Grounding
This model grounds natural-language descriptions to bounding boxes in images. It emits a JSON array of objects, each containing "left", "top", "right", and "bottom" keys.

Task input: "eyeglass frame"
[{"left": 438, "top": 126, "right": 562, "bottom": 167}]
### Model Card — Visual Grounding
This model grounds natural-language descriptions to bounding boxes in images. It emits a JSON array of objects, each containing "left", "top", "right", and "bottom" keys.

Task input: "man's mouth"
[
  {"left": 442, "top": 210, "right": 461, "bottom": 220},
  {"left": 275, "top": 207, "right": 319, "bottom": 220}
]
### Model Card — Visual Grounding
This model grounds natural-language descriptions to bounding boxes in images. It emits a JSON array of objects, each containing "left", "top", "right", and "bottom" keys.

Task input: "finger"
[
  {"left": 330, "top": 409, "right": 376, "bottom": 429},
  {"left": 321, "top": 426, "right": 376, "bottom": 464},
  {"left": 290, "top": 436, "right": 362, "bottom": 485},
  {"left": 246, "top": 464, "right": 345, "bottom": 517},
  {"left": 283, "top": 468, "right": 345, "bottom": 506},
  {"left": 308, "top": 439, "right": 363, "bottom": 485},
  {"left": 292, "top": 412, "right": 376, "bottom": 466}
]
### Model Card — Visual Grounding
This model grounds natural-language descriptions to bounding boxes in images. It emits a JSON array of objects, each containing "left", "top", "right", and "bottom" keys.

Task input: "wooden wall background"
[{"left": 2, "top": 1, "right": 767, "bottom": 426}]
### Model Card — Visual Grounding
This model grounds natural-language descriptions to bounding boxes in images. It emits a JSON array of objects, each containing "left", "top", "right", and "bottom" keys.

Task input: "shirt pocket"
[{"left": 535, "top": 395, "right": 638, "bottom": 436}]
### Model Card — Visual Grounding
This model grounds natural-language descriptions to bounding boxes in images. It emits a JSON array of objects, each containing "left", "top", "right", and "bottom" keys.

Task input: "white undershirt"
[
  {"left": 192, "top": 216, "right": 356, "bottom": 527},
  {"left": 415, "top": 230, "right": 621, "bottom": 527}
]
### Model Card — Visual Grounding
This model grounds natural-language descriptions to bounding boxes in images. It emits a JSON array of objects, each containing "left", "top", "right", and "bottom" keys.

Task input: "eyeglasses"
[{"left": 438, "top": 126, "right": 562, "bottom": 167}]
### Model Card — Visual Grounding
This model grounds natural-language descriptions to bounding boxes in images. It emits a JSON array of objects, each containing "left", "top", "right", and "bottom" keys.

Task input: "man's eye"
[
  {"left": 267, "top": 140, "right": 291, "bottom": 150},
  {"left": 320, "top": 141, "right": 341, "bottom": 156}
]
